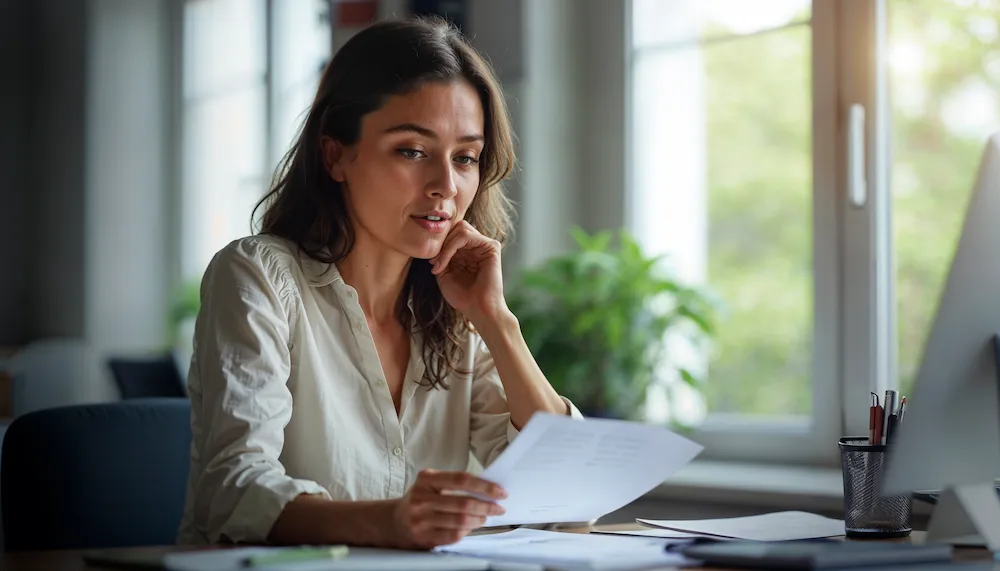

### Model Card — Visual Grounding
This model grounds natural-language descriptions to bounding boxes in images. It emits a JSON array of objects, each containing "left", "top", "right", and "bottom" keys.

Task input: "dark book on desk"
[{"left": 678, "top": 539, "right": 953, "bottom": 570}]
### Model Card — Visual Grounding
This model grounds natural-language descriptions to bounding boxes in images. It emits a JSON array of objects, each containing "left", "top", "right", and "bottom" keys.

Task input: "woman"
[{"left": 177, "top": 17, "right": 582, "bottom": 550}]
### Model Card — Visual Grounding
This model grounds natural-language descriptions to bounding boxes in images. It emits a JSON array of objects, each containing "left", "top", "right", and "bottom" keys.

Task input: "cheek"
[{"left": 456, "top": 184, "right": 479, "bottom": 219}]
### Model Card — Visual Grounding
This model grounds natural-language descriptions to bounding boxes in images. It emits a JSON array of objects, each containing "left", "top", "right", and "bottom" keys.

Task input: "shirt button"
[{"left": 393, "top": 447, "right": 403, "bottom": 457}]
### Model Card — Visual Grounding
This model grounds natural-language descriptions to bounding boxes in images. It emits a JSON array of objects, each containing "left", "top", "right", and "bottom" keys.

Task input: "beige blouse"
[{"left": 176, "top": 235, "right": 581, "bottom": 545}]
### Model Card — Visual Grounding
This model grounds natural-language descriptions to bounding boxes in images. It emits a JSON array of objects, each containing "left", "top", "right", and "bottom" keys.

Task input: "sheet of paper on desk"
[
  {"left": 592, "top": 528, "right": 733, "bottom": 541},
  {"left": 164, "top": 546, "right": 491, "bottom": 571},
  {"left": 437, "top": 528, "right": 692, "bottom": 571},
  {"left": 637, "top": 510, "right": 846, "bottom": 541},
  {"left": 479, "top": 412, "right": 703, "bottom": 527}
]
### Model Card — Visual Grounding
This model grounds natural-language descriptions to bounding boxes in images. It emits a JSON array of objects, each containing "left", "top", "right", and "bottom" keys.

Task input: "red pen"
[{"left": 869, "top": 393, "right": 877, "bottom": 445}]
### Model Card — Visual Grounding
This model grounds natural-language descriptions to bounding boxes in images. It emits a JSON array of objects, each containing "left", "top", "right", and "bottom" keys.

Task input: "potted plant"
[
  {"left": 507, "top": 228, "right": 718, "bottom": 424},
  {"left": 169, "top": 277, "right": 202, "bottom": 368}
]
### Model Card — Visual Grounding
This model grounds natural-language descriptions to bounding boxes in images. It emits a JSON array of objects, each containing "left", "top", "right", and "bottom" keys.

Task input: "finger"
[
  {"left": 431, "top": 221, "right": 482, "bottom": 268},
  {"left": 417, "top": 469, "right": 508, "bottom": 500},
  {"left": 430, "top": 221, "right": 471, "bottom": 263},
  {"left": 431, "top": 232, "right": 474, "bottom": 275},
  {"left": 425, "top": 511, "right": 488, "bottom": 531},
  {"left": 429, "top": 495, "right": 506, "bottom": 517}
]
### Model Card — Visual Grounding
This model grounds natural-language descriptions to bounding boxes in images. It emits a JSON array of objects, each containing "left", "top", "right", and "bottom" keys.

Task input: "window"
[
  {"left": 180, "top": 0, "right": 330, "bottom": 282},
  {"left": 630, "top": 0, "right": 1000, "bottom": 464},
  {"left": 629, "top": 1, "right": 886, "bottom": 464}
]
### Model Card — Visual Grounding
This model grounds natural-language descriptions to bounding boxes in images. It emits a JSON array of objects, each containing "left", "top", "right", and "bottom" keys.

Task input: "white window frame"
[
  {"left": 624, "top": 0, "right": 891, "bottom": 466},
  {"left": 177, "top": 0, "right": 331, "bottom": 281}
]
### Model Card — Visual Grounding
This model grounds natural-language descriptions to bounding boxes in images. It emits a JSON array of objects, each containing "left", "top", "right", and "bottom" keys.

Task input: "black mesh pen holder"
[{"left": 838, "top": 437, "right": 912, "bottom": 538}]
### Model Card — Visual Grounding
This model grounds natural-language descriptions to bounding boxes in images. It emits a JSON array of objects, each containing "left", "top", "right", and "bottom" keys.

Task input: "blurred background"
[{"left": 0, "top": 0, "right": 998, "bottom": 476}]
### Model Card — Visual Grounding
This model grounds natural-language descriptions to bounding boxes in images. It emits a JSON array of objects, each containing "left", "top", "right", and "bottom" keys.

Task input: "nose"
[{"left": 426, "top": 156, "right": 458, "bottom": 200}]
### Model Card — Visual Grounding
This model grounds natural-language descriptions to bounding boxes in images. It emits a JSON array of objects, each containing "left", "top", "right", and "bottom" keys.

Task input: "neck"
[{"left": 336, "top": 238, "right": 411, "bottom": 326}]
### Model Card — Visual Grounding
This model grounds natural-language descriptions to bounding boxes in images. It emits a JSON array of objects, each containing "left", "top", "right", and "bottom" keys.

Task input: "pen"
[
  {"left": 241, "top": 546, "right": 349, "bottom": 567},
  {"left": 899, "top": 396, "right": 907, "bottom": 423},
  {"left": 885, "top": 413, "right": 898, "bottom": 446},
  {"left": 869, "top": 393, "right": 879, "bottom": 445},
  {"left": 873, "top": 404, "right": 883, "bottom": 447},
  {"left": 882, "top": 390, "right": 898, "bottom": 445}
]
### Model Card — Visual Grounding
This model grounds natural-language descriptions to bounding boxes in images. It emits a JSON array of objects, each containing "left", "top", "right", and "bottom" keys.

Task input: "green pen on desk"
[{"left": 241, "top": 546, "right": 349, "bottom": 568}]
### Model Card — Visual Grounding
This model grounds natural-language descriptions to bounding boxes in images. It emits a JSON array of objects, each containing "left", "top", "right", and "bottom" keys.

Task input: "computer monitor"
[{"left": 884, "top": 132, "right": 1000, "bottom": 547}]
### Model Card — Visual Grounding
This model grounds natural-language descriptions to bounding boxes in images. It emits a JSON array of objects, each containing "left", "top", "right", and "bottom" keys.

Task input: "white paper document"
[
  {"left": 592, "top": 528, "right": 729, "bottom": 541},
  {"left": 637, "top": 510, "right": 846, "bottom": 541},
  {"left": 437, "top": 528, "right": 692, "bottom": 571},
  {"left": 479, "top": 412, "right": 703, "bottom": 527},
  {"left": 164, "top": 546, "right": 491, "bottom": 571}
]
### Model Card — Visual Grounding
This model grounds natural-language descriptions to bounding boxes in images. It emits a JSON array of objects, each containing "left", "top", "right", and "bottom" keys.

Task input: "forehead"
[{"left": 363, "top": 80, "right": 484, "bottom": 138}]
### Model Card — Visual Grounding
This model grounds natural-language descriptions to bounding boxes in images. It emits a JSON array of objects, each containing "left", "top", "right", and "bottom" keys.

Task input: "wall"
[
  {"left": 518, "top": 0, "right": 585, "bottom": 268},
  {"left": 84, "top": 0, "right": 173, "bottom": 353},
  {"left": 0, "top": 0, "right": 175, "bottom": 354},
  {"left": 474, "top": 0, "right": 630, "bottom": 271},
  {"left": 30, "top": 0, "right": 90, "bottom": 341},
  {"left": 0, "top": 0, "right": 33, "bottom": 345}
]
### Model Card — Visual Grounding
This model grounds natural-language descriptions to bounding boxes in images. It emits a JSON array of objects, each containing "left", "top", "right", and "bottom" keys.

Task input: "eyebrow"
[{"left": 383, "top": 122, "right": 485, "bottom": 144}]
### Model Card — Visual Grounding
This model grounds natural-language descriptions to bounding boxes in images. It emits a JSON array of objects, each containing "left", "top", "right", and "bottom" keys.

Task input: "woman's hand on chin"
[{"left": 430, "top": 221, "right": 509, "bottom": 325}]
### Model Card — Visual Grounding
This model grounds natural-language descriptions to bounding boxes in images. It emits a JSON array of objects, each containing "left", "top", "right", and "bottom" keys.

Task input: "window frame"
[
  {"left": 177, "top": 0, "right": 331, "bottom": 282},
  {"left": 624, "top": 0, "right": 890, "bottom": 466}
]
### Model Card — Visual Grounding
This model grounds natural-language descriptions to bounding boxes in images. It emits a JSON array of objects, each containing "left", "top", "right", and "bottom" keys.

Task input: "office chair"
[
  {"left": 108, "top": 353, "right": 187, "bottom": 399},
  {"left": 1, "top": 398, "right": 191, "bottom": 551},
  {"left": 8, "top": 338, "right": 119, "bottom": 416}
]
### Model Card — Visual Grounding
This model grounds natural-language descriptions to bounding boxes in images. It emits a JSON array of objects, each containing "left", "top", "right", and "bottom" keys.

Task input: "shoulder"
[
  {"left": 207, "top": 235, "right": 299, "bottom": 283},
  {"left": 202, "top": 235, "right": 307, "bottom": 312}
]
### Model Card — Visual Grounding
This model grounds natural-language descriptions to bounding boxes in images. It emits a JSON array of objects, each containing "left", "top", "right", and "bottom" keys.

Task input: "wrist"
[
  {"left": 376, "top": 498, "right": 405, "bottom": 548},
  {"left": 468, "top": 306, "right": 519, "bottom": 342}
]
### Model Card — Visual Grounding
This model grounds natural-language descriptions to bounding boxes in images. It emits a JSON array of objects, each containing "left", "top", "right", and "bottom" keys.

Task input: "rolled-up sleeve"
[
  {"left": 468, "top": 335, "right": 583, "bottom": 467},
  {"left": 188, "top": 241, "right": 330, "bottom": 544}
]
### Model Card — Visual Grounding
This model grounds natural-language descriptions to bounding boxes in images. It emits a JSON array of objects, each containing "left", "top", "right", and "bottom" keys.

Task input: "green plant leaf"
[
  {"left": 679, "top": 368, "right": 701, "bottom": 388},
  {"left": 507, "top": 226, "right": 720, "bottom": 419}
]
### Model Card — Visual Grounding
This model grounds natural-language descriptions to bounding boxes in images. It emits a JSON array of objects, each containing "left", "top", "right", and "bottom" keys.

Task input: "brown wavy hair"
[{"left": 253, "top": 17, "right": 515, "bottom": 390}]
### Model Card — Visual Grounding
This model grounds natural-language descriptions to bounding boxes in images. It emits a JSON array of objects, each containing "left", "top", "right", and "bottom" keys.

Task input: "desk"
[{"left": 1, "top": 525, "right": 991, "bottom": 571}]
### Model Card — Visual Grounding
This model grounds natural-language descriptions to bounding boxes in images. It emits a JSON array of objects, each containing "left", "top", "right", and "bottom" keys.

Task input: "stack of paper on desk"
[
  {"left": 636, "top": 511, "right": 846, "bottom": 541},
  {"left": 438, "top": 528, "right": 692, "bottom": 571},
  {"left": 479, "top": 412, "right": 703, "bottom": 527}
]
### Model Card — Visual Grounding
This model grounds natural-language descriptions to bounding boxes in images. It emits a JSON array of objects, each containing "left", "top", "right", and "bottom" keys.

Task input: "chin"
[{"left": 405, "top": 240, "right": 443, "bottom": 261}]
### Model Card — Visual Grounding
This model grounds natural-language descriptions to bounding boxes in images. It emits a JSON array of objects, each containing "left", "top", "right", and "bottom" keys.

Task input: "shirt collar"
[
  {"left": 298, "top": 248, "right": 417, "bottom": 318},
  {"left": 297, "top": 248, "right": 342, "bottom": 288}
]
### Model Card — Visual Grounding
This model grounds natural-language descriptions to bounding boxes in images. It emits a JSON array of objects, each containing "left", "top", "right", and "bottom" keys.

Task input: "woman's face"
[{"left": 326, "top": 80, "right": 485, "bottom": 260}]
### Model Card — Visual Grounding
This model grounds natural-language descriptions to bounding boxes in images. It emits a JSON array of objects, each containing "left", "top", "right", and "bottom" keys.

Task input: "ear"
[{"left": 320, "top": 136, "right": 348, "bottom": 182}]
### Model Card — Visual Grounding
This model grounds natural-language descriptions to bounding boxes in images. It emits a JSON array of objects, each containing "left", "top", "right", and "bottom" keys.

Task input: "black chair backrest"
[
  {"left": 1, "top": 398, "right": 191, "bottom": 551},
  {"left": 108, "top": 354, "right": 186, "bottom": 399}
]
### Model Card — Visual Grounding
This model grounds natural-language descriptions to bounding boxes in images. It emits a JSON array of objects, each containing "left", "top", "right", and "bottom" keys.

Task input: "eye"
[
  {"left": 454, "top": 155, "right": 480, "bottom": 167},
  {"left": 397, "top": 148, "right": 426, "bottom": 160}
]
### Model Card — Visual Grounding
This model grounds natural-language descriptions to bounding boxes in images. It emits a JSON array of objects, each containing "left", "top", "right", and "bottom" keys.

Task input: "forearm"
[
  {"left": 269, "top": 494, "right": 398, "bottom": 547},
  {"left": 471, "top": 309, "right": 568, "bottom": 429}
]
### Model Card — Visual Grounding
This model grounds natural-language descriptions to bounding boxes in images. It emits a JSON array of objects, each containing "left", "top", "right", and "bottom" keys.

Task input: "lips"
[
  {"left": 413, "top": 210, "right": 452, "bottom": 222},
  {"left": 412, "top": 216, "right": 449, "bottom": 233}
]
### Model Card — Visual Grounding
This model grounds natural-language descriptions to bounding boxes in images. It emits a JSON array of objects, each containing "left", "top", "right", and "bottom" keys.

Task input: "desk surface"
[{"left": 1, "top": 525, "right": 989, "bottom": 571}]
